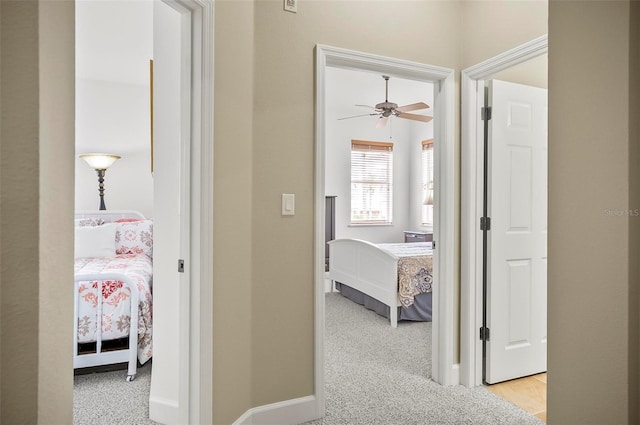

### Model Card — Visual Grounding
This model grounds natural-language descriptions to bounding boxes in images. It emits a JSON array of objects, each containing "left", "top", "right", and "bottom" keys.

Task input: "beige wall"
[
  {"left": 249, "top": 0, "right": 462, "bottom": 409},
  {"left": 460, "top": 0, "right": 549, "bottom": 69},
  {"left": 630, "top": 3, "right": 640, "bottom": 423},
  {"left": 0, "top": 1, "right": 74, "bottom": 424},
  {"left": 212, "top": 1, "right": 255, "bottom": 424},
  {"left": 1, "top": 1, "right": 41, "bottom": 422},
  {"left": 491, "top": 54, "right": 548, "bottom": 89},
  {"left": 37, "top": 1, "right": 75, "bottom": 422},
  {"left": 212, "top": 0, "right": 548, "bottom": 422},
  {"left": 548, "top": 1, "right": 633, "bottom": 423},
  {"left": 0, "top": 0, "right": 3, "bottom": 416}
]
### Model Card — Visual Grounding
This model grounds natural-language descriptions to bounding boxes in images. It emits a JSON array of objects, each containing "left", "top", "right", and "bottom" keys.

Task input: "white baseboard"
[
  {"left": 149, "top": 396, "right": 181, "bottom": 424},
  {"left": 233, "top": 395, "right": 318, "bottom": 425},
  {"left": 451, "top": 363, "right": 460, "bottom": 385}
]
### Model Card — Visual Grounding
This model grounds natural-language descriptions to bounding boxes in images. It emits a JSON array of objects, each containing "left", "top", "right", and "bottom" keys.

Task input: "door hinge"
[
  {"left": 481, "top": 106, "right": 492, "bottom": 121},
  {"left": 178, "top": 259, "right": 185, "bottom": 273},
  {"left": 480, "top": 216, "right": 491, "bottom": 231},
  {"left": 479, "top": 326, "right": 490, "bottom": 341}
]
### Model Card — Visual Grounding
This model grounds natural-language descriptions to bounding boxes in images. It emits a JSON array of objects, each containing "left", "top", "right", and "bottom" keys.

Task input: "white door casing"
[
  {"left": 460, "top": 35, "right": 547, "bottom": 388},
  {"left": 150, "top": 1, "right": 213, "bottom": 422},
  {"left": 150, "top": 1, "right": 213, "bottom": 423},
  {"left": 486, "top": 79, "right": 547, "bottom": 384},
  {"left": 150, "top": 1, "right": 191, "bottom": 423},
  {"left": 315, "top": 44, "right": 456, "bottom": 418}
]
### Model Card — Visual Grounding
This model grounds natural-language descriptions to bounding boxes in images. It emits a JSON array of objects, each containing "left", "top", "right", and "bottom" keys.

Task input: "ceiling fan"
[{"left": 338, "top": 75, "right": 432, "bottom": 128}]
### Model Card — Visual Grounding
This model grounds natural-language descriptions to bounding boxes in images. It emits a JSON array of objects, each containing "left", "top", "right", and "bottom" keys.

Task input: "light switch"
[
  {"left": 282, "top": 193, "right": 295, "bottom": 216},
  {"left": 283, "top": 0, "right": 297, "bottom": 13}
]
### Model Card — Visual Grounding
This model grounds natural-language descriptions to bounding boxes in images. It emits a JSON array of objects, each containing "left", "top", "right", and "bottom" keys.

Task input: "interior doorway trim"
[
  {"left": 460, "top": 34, "right": 548, "bottom": 388},
  {"left": 152, "top": 0, "right": 214, "bottom": 423},
  {"left": 181, "top": 0, "right": 214, "bottom": 422},
  {"left": 314, "top": 44, "right": 456, "bottom": 417}
]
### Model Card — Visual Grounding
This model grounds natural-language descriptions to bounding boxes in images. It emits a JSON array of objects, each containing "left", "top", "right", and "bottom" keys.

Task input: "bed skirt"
[{"left": 335, "top": 282, "right": 432, "bottom": 322}]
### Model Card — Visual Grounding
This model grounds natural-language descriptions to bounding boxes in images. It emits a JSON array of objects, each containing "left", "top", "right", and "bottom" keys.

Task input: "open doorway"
[
  {"left": 314, "top": 44, "right": 456, "bottom": 418},
  {"left": 460, "top": 36, "right": 548, "bottom": 422},
  {"left": 321, "top": 64, "right": 437, "bottom": 413},
  {"left": 73, "top": 1, "right": 213, "bottom": 423},
  {"left": 74, "top": 2, "right": 156, "bottom": 420}
]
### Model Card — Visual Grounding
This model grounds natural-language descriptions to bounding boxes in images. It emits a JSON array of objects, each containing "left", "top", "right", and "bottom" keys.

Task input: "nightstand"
[{"left": 403, "top": 231, "right": 433, "bottom": 243}]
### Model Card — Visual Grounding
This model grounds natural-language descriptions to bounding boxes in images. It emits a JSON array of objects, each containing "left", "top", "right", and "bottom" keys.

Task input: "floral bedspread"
[
  {"left": 378, "top": 242, "right": 433, "bottom": 308},
  {"left": 74, "top": 253, "right": 153, "bottom": 364}
]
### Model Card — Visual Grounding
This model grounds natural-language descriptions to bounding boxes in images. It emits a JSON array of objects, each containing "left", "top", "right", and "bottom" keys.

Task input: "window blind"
[
  {"left": 421, "top": 139, "right": 434, "bottom": 225},
  {"left": 350, "top": 140, "right": 393, "bottom": 224}
]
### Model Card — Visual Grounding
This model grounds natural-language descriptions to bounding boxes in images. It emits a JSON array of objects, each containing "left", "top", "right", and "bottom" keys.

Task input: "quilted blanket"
[
  {"left": 378, "top": 242, "right": 434, "bottom": 308},
  {"left": 74, "top": 253, "right": 153, "bottom": 364}
]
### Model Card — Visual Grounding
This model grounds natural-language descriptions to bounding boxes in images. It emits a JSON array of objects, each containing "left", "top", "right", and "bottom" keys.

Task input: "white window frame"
[
  {"left": 421, "top": 139, "right": 434, "bottom": 226},
  {"left": 350, "top": 140, "right": 394, "bottom": 225}
]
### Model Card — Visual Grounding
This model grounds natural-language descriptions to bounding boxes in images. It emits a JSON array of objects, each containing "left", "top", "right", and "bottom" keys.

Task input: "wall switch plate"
[
  {"left": 284, "top": 0, "right": 297, "bottom": 13},
  {"left": 282, "top": 193, "right": 295, "bottom": 216}
]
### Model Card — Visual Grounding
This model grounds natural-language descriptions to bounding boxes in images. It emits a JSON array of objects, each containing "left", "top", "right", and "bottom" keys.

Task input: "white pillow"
[{"left": 74, "top": 223, "right": 117, "bottom": 258}]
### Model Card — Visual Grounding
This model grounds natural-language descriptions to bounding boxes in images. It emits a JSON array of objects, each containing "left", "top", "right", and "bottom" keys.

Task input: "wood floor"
[{"left": 487, "top": 373, "right": 547, "bottom": 422}]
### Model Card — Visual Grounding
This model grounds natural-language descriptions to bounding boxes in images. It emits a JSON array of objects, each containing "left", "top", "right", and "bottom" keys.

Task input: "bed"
[
  {"left": 74, "top": 210, "right": 153, "bottom": 381},
  {"left": 327, "top": 239, "right": 433, "bottom": 328}
]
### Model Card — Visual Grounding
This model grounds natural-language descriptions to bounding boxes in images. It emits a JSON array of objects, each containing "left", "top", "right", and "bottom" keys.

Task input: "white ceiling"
[{"left": 76, "top": 0, "right": 153, "bottom": 86}]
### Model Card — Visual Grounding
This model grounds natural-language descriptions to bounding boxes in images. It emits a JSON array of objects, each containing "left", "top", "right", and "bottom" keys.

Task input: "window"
[
  {"left": 421, "top": 139, "right": 434, "bottom": 225},
  {"left": 350, "top": 140, "right": 393, "bottom": 224}
]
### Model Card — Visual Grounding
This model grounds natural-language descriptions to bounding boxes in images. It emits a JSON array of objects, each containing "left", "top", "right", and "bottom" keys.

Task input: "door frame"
[
  {"left": 177, "top": 0, "right": 214, "bottom": 422},
  {"left": 182, "top": 1, "right": 214, "bottom": 422},
  {"left": 314, "top": 44, "right": 456, "bottom": 416},
  {"left": 460, "top": 35, "right": 547, "bottom": 388},
  {"left": 148, "top": 0, "right": 214, "bottom": 423}
]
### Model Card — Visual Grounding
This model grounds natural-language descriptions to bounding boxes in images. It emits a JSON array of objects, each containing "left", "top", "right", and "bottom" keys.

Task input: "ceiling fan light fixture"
[{"left": 338, "top": 75, "right": 432, "bottom": 127}]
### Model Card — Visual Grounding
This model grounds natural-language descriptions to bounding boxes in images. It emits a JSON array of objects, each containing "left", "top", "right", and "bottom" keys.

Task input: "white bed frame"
[
  {"left": 73, "top": 210, "right": 146, "bottom": 381},
  {"left": 74, "top": 273, "right": 140, "bottom": 381},
  {"left": 328, "top": 238, "right": 403, "bottom": 328},
  {"left": 75, "top": 209, "right": 146, "bottom": 223}
]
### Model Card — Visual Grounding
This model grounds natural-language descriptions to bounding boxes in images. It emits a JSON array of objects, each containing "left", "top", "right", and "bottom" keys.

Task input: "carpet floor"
[
  {"left": 302, "top": 292, "right": 544, "bottom": 425},
  {"left": 74, "top": 361, "right": 158, "bottom": 425},
  {"left": 74, "top": 292, "right": 544, "bottom": 425}
]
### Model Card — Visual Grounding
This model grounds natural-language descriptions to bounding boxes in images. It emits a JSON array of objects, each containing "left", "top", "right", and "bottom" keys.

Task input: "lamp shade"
[{"left": 79, "top": 153, "right": 121, "bottom": 170}]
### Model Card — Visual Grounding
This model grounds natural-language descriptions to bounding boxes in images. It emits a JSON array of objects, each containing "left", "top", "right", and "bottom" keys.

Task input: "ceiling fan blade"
[
  {"left": 397, "top": 112, "right": 433, "bottom": 123},
  {"left": 376, "top": 116, "right": 389, "bottom": 128},
  {"left": 337, "top": 113, "right": 378, "bottom": 121},
  {"left": 396, "top": 102, "right": 430, "bottom": 112},
  {"left": 355, "top": 104, "right": 377, "bottom": 110}
]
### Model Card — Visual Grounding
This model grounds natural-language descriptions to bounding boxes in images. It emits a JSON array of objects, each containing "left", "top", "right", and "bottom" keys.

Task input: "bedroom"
[
  {"left": 323, "top": 65, "right": 435, "bottom": 350},
  {"left": 73, "top": 0, "right": 154, "bottom": 383},
  {"left": 325, "top": 68, "right": 434, "bottom": 246},
  {"left": 73, "top": 0, "right": 187, "bottom": 421}
]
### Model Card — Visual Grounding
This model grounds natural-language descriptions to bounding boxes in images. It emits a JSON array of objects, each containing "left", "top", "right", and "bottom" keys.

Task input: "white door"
[
  {"left": 149, "top": 1, "right": 191, "bottom": 423},
  {"left": 486, "top": 79, "right": 547, "bottom": 384}
]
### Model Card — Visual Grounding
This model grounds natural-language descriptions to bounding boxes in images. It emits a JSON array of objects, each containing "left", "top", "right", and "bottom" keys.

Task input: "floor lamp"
[{"left": 79, "top": 153, "right": 121, "bottom": 210}]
